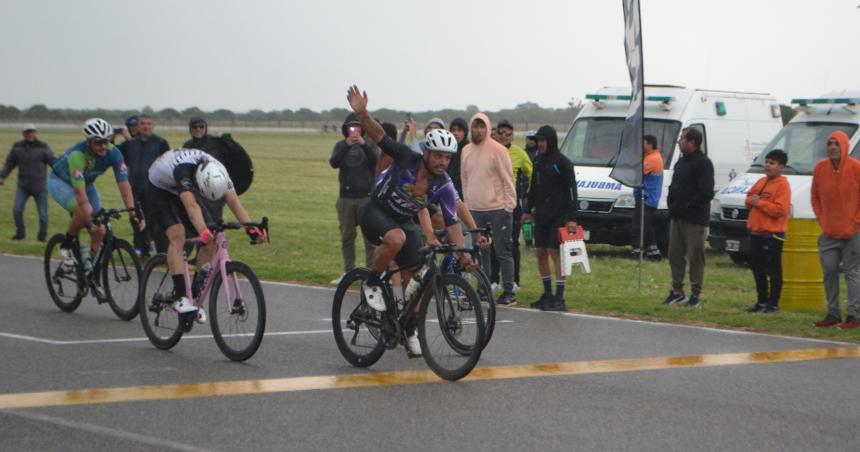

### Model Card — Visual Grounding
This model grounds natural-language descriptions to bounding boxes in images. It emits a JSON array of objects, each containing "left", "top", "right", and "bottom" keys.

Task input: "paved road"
[{"left": 1, "top": 253, "right": 859, "bottom": 451}]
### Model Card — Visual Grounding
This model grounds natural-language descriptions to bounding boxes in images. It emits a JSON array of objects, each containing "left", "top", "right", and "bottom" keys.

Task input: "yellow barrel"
[{"left": 780, "top": 219, "right": 824, "bottom": 312}]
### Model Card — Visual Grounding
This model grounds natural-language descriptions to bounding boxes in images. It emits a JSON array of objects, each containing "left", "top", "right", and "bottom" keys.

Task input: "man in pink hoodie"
[
  {"left": 461, "top": 112, "right": 518, "bottom": 305},
  {"left": 811, "top": 130, "right": 860, "bottom": 329}
]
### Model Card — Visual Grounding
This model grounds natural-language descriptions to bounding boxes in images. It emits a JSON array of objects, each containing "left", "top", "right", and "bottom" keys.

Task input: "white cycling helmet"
[
  {"left": 83, "top": 118, "right": 113, "bottom": 140},
  {"left": 195, "top": 160, "right": 232, "bottom": 201},
  {"left": 423, "top": 129, "right": 458, "bottom": 154}
]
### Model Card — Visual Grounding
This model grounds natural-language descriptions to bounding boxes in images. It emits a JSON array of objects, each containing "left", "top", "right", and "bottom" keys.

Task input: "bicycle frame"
[{"left": 182, "top": 231, "right": 245, "bottom": 313}]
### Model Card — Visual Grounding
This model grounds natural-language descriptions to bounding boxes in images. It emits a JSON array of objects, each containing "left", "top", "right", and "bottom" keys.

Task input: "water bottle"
[
  {"left": 403, "top": 265, "right": 428, "bottom": 303},
  {"left": 523, "top": 220, "right": 533, "bottom": 247},
  {"left": 81, "top": 247, "right": 93, "bottom": 273}
]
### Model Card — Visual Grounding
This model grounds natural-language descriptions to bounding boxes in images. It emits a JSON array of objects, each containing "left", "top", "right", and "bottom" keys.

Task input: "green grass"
[{"left": 1, "top": 127, "right": 857, "bottom": 342}]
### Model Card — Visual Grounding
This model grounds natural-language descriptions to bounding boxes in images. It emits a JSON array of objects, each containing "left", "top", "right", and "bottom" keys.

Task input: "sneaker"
[
  {"left": 837, "top": 316, "right": 859, "bottom": 330},
  {"left": 59, "top": 247, "right": 75, "bottom": 266},
  {"left": 330, "top": 274, "right": 345, "bottom": 285},
  {"left": 496, "top": 291, "right": 517, "bottom": 306},
  {"left": 11, "top": 234, "right": 24, "bottom": 241},
  {"left": 746, "top": 303, "right": 766, "bottom": 313},
  {"left": 530, "top": 293, "right": 554, "bottom": 309},
  {"left": 661, "top": 291, "right": 685, "bottom": 305},
  {"left": 512, "top": 282, "right": 520, "bottom": 293},
  {"left": 760, "top": 305, "right": 780, "bottom": 314},
  {"left": 37, "top": 235, "right": 47, "bottom": 242},
  {"left": 171, "top": 297, "right": 198, "bottom": 314},
  {"left": 629, "top": 248, "right": 642, "bottom": 259},
  {"left": 646, "top": 247, "right": 662, "bottom": 261},
  {"left": 405, "top": 331, "right": 422, "bottom": 357},
  {"left": 491, "top": 282, "right": 501, "bottom": 292},
  {"left": 684, "top": 294, "right": 701, "bottom": 308},
  {"left": 362, "top": 281, "right": 386, "bottom": 311},
  {"left": 541, "top": 299, "right": 568, "bottom": 312},
  {"left": 195, "top": 308, "right": 208, "bottom": 324},
  {"left": 813, "top": 314, "right": 841, "bottom": 328}
]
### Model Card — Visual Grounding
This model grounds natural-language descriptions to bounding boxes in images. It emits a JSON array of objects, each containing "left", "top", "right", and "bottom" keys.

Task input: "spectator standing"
[
  {"left": 521, "top": 125, "right": 577, "bottom": 311},
  {"left": 448, "top": 117, "right": 469, "bottom": 199},
  {"left": 812, "top": 131, "right": 860, "bottom": 329},
  {"left": 662, "top": 128, "right": 714, "bottom": 308},
  {"left": 0, "top": 124, "right": 55, "bottom": 241},
  {"left": 745, "top": 149, "right": 790, "bottom": 314},
  {"left": 491, "top": 119, "right": 533, "bottom": 290},
  {"left": 461, "top": 112, "right": 518, "bottom": 305},
  {"left": 329, "top": 113, "right": 378, "bottom": 285},
  {"left": 630, "top": 134, "right": 664, "bottom": 260},
  {"left": 524, "top": 130, "right": 539, "bottom": 163},
  {"left": 119, "top": 114, "right": 170, "bottom": 256}
]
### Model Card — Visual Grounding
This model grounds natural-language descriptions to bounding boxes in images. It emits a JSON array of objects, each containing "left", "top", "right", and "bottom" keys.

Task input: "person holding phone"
[{"left": 329, "top": 113, "right": 379, "bottom": 285}]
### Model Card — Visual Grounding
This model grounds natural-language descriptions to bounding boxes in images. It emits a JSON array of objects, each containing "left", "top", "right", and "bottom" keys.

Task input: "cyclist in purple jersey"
[{"left": 347, "top": 85, "right": 486, "bottom": 354}]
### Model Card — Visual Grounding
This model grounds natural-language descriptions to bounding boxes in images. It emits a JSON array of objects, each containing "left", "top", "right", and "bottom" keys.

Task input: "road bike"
[
  {"left": 138, "top": 218, "right": 268, "bottom": 361},
  {"left": 332, "top": 243, "right": 485, "bottom": 381},
  {"left": 44, "top": 207, "right": 142, "bottom": 320},
  {"left": 441, "top": 225, "right": 495, "bottom": 350}
]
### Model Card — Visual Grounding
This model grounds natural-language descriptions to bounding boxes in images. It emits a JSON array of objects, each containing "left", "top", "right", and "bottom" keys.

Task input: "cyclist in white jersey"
[{"left": 146, "top": 148, "right": 265, "bottom": 319}]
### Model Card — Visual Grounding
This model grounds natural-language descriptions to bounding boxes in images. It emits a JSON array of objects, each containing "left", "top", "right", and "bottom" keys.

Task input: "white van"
[
  {"left": 709, "top": 92, "right": 860, "bottom": 264},
  {"left": 559, "top": 85, "right": 782, "bottom": 254}
]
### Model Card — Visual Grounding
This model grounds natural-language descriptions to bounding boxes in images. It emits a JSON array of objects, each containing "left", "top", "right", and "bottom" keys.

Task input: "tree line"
[{"left": 0, "top": 102, "right": 583, "bottom": 130}]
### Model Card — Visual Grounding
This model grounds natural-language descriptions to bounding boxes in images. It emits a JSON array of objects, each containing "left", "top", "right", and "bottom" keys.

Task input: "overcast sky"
[{"left": 1, "top": 0, "right": 857, "bottom": 113}]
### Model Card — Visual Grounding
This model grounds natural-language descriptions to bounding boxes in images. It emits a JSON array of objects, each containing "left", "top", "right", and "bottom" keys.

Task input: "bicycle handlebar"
[
  {"left": 91, "top": 206, "right": 137, "bottom": 225},
  {"left": 186, "top": 217, "right": 270, "bottom": 246}
]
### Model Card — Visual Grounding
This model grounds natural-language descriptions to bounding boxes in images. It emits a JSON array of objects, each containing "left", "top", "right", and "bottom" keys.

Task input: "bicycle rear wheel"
[
  {"left": 419, "top": 273, "right": 484, "bottom": 381},
  {"left": 44, "top": 234, "right": 84, "bottom": 312},
  {"left": 209, "top": 261, "right": 266, "bottom": 361},
  {"left": 332, "top": 268, "right": 386, "bottom": 368},
  {"left": 461, "top": 267, "right": 495, "bottom": 349},
  {"left": 102, "top": 238, "right": 142, "bottom": 320},
  {"left": 138, "top": 254, "right": 182, "bottom": 349}
]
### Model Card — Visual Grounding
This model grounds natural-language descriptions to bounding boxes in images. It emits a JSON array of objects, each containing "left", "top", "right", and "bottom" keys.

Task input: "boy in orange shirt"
[{"left": 745, "top": 149, "right": 790, "bottom": 313}]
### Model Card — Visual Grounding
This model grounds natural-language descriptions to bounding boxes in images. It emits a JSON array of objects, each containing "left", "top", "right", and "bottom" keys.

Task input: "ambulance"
[
  {"left": 559, "top": 85, "right": 782, "bottom": 254},
  {"left": 709, "top": 92, "right": 860, "bottom": 264}
]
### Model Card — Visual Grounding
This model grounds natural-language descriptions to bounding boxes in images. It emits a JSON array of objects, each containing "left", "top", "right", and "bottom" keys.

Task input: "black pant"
[
  {"left": 131, "top": 189, "right": 168, "bottom": 254},
  {"left": 631, "top": 198, "right": 657, "bottom": 249},
  {"left": 750, "top": 234, "right": 784, "bottom": 307}
]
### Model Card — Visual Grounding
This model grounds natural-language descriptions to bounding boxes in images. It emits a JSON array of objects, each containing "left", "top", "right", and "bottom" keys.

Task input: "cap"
[
  {"left": 525, "top": 130, "right": 538, "bottom": 138},
  {"left": 497, "top": 119, "right": 514, "bottom": 130},
  {"left": 21, "top": 123, "right": 36, "bottom": 132},
  {"left": 125, "top": 116, "right": 139, "bottom": 127}
]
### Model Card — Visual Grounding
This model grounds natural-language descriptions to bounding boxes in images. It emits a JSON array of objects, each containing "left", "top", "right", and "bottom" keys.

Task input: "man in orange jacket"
[
  {"left": 811, "top": 130, "right": 860, "bottom": 329},
  {"left": 745, "top": 150, "right": 790, "bottom": 313}
]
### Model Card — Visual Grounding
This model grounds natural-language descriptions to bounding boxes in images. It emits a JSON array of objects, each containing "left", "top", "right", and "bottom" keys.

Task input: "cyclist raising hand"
[
  {"left": 346, "top": 84, "right": 481, "bottom": 354},
  {"left": 146, "top": 148, "right": 265, "bottom": 319},
  {"left": 49, "top": 118, "right": 143, "bottom": 263}
]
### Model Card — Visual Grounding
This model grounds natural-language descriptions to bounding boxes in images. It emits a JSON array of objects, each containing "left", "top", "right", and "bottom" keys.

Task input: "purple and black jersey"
[{"left": 372, "top": 136, "right": 459, "bottom": 226}]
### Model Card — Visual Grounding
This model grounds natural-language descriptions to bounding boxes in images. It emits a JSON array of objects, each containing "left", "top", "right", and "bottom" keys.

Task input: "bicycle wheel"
[
  {"left": 461, "top": 267, "right": 495, "bottom": 350},
  {"left": 44, "top": 234, "right": 84, "bottom": 312},
  {"left": 102, "top": 238, "right": 142, "bottom": 320},
  {"left": 419, "top": 273, "right": 484, "bottom": 381},
  {"left": 138, "top": 254, "right": 182, "bottom": 349},
  {"left": 209, "top": 261, "right": 266, "bottom": 361},
  {"left": 332, "top": 267, "right": 386, "bottom": 368}
]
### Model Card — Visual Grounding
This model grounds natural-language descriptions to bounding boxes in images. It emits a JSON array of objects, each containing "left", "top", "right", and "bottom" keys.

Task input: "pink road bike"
[{"left": 138, "top": 218, "right": 269, "bottom": 361}]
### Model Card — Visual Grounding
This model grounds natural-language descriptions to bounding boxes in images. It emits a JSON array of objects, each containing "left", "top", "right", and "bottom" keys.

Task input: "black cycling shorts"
[
  {"left": 361, "top": 202, "right": 423, "bottom": 268},
  {"left": 144, "top": 181, "right": 212, "bottom": 234},
  {"left": 532, "top": 220, "right": 565, "bottom": 249}
]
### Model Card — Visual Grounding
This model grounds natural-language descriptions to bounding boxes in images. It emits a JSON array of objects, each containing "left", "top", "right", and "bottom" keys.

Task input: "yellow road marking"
[{"left": 1, "top": 347, "right": 857, "bottom": 410}]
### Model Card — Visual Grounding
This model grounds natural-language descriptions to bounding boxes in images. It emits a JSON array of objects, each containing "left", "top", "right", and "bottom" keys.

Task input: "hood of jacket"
[
  {"left": 341, "top": 113, "right": 363, "bottom": 137},
  {"left": 468, "top": 112, "right": 492, "bottom": 145},
  {"left": 535, "top": 125, "right": 559, "bottom": 155}
]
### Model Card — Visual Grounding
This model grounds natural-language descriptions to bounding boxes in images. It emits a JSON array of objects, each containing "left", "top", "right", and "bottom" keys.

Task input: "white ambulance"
[
  {"left": 559, "top": 85, "right": 782, "bottom": 254},
  {"left": 709, "top": 92, "right": 860, "bottom": 264}
]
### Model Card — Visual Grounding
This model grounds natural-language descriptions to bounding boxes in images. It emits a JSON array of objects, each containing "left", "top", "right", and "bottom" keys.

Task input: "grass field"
[{"left": 1, "top": 127, "right": 856, "bottom": 342}]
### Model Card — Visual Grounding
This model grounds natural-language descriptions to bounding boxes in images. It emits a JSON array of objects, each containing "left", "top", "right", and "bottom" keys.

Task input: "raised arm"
[{"left": 346, "top": 85, "right": 385, "bottom": 144}]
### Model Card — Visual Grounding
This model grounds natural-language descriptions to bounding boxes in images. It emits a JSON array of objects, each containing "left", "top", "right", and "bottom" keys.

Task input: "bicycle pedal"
[{"left": 179, "top": 312, "right": 195, "bottom": 333}]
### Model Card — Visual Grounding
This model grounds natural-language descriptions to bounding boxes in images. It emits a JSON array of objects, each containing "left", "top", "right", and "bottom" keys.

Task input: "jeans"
[{"left": 13, "top": 187, "right": 48, "bottom": 239}]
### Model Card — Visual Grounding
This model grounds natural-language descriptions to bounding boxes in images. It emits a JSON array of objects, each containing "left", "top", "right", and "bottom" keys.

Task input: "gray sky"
[{"left": 1, "top": 0, "right": 857, "bottom": 112}]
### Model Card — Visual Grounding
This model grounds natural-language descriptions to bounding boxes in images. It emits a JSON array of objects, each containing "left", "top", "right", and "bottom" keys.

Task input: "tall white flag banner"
[{"left": 610, "top": 0, "right": 645, "bottom": 187}]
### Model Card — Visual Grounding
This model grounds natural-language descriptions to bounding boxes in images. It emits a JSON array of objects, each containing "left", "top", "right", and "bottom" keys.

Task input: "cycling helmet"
[
  {"left": 423, "top": 129, "right": 458, "bottom": 154},
  {"left": 195, "top": 160, "right": 232, "bottom": 201},
  {"left": 83, "top": 118, "right": 113, "bottom": 140}
]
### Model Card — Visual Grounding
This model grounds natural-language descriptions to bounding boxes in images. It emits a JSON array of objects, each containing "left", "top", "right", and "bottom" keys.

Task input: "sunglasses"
[
  {"left": 91, "top": 139, "right": 109, "bottom": 146},
  {"left": 498, "top": 131, "right": 513, "bottom": 137},
  {"left": 191, "top": 124, "right": 206, "bottom": 130}
]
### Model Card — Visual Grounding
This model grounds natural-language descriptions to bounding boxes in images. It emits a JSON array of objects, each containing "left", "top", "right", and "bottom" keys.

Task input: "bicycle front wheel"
[
  {"left": 209, "top": 261, "right": 266, "bottom": 362},
  {"left": 44, "top": 234, "right": 84, "bottom": 312},
  {"left": 419, "top": 273, "right": 484, "bottom": 381},
  {"left": 462, "top": 267, "right": 495, "bottom": 350},
  {"left": 331, "top": 267, "right": 386, "bottom": 368},
  {"left": 138, "top": 254, "right": 182, "bottom": 349},
  {"left": 102, "top": 238, "right": 142, "bottom": 320}
]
